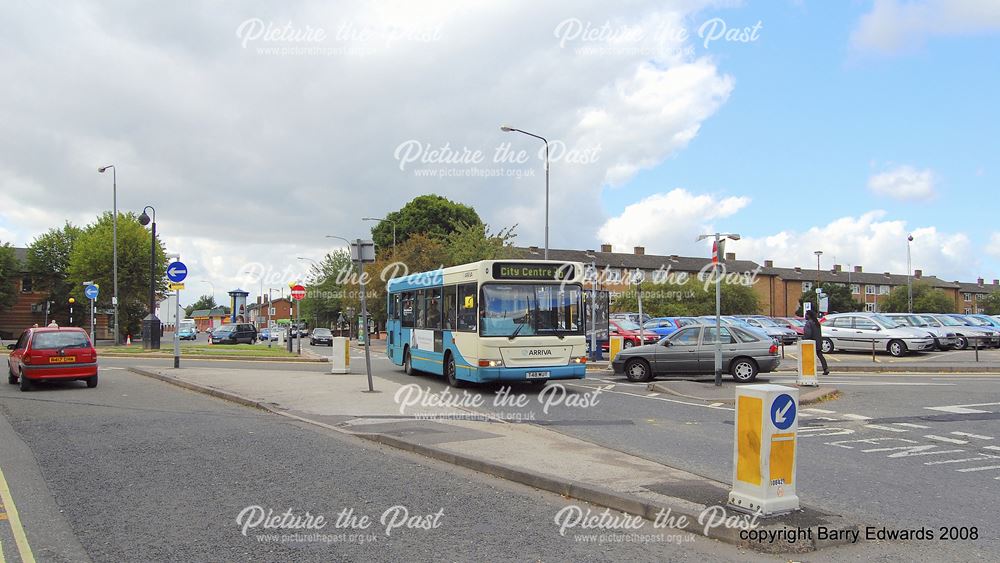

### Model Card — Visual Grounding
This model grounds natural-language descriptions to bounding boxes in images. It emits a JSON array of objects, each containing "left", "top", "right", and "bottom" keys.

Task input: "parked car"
[
  {"left": 883, "top": 313, "right": 958, "bottom": 350},
  {"left": 610, "top": 312, "right": 651, "bottom": 326},
  {"left": 773, "top": 317, "right": 805, "bottom": 336},
  {"left": 820, "top": 313, "right": 934, "bottom": 357},
  {"left": 310, "top": 328, "right": 334, "bottom": 346},
  {"left": 694, "top": 316, "right": 775, "bottom": 343},
  {"left": 602, "top": 320, "right": 660, "bottom": 350},
  {"left": 6, "top": 327, "right": 98, "bottom": 391},
  {"left": 209, "top": 323, "right": 257, "bottom": 345},
  {"left": 920, "top": 314, "right": 998, "bottom": 350},
  {"left": 611, "top": 323, "right": 780, "bottom": 383},
  {"left": 258, "top": 328, "right": 279, "bottom": 342},
  {"left": 735, "top": 316, "right": 799, "bottom": 345},
  {"left": 178, "top": 327, "right": 198, "bottom": 341},
  {"left": 945, "top": 314, "right": 1000, "bottom": 348},
  {"left": 641, "top": 318, "right": 684, "bottom": 338}
]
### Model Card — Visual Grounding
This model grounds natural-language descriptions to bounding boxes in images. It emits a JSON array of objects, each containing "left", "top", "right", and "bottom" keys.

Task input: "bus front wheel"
[
  {"left": 404, "top": 348, "right": 416, "bottom": 376},
  {"left": 445, "top": 353, "right": 467, "bottom": 388}
]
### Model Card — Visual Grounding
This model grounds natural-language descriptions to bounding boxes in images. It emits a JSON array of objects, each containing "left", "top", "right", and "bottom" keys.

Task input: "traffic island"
[
  {"left": 646, "top": 380, "right": 839, "bottom": 406},
  {"left": 126, "top": 366, "right": 863, "bottom": 554}
]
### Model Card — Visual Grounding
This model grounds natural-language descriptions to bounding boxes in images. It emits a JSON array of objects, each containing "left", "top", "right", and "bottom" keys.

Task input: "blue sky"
[{"left": 601, "top": 0, "right": 999, "bottom": 279}]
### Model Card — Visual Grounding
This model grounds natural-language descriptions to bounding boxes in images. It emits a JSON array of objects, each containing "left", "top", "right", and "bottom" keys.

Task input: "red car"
[
  {"left": 6, "top": 327, "right": 99, "bottom": 391},
  {"left": 774, "top": 317, "right": 805, "bottom": 336},
  {"left": 602, "top": 319, "right": 661, "bottom": 351}
]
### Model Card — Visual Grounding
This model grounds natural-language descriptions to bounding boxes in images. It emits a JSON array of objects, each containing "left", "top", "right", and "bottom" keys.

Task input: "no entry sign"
[{"left": 291, "top": 284, "right": 306, "bottom": 300}]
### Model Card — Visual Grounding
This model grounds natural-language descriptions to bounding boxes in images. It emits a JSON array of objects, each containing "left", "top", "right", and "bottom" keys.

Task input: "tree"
[
  {"left": 370, "top": 194, "right": 482, "bottom": 250},
  {"left": 299, "top": 250, "right": 356, "bottom": 329},
  {"left": 26, "top": 223, "right": 83, "bottom": 320},
  {"left": 0, "top": 242, "right": 17, "bottom": 311},
  {"left": 880, "top": 282, "right": 954, "bottom": 313},
  {"left": 979, "top": 292, "right": 1000, "bottom": 315},
  {"left": 612, "top": 274, "right": 760, "bottom": 317},
  {"left": 443, "top": 222, "right": 518, "bottom": 266},
  {"left": 67, "top": 212, "right": 168, "bottom": 339},
  {"left": 185, "top": 295, "right": 218, "bottom": 317},
  {"left": 796, "top": 283, "right": 863, "bottom": 316}
]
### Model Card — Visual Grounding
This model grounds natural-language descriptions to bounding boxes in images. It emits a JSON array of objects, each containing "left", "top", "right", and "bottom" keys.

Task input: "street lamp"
[
  {"left": 327, "top": 235, "right": 375, "bottom": 392},
  {"left": 98, "top": 164, "right": 119, "bottom": 344},
  {"left": 138, "top": 206, "right": 161, "bottom": 349},
  {"left": 500, "top": 125, "right": 550, "bottom": 259},
  {"left": 907, "top": 234, "right": 914, "bottom": 313},
  {"left": 697, "top": 232, "right": 742, "bottom": 387},
  {"left": 362, "top": 217, "right": 397, "bottom": 254}
]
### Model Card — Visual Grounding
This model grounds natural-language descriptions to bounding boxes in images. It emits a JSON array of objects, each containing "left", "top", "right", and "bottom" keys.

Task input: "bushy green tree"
[
  {"left": 443, "top": 222, "right": 517, "bottom": 266},
  {"left": 612, "top": 275, "right": 760, "bottom": 317},
  {"left": 881, "top": 282, "right": 955, "bottom": 313},
  {"left": 371, "top": 194, "right": 482, "bottom": 250},
  {"left": 0, "top": 242, "right": 17, "bottom": 311},
  {"left": 979, "top": 292, "right": 1000, "bottom": 315},
  {"left": 26, "top": 223, "right": 83, "bottom": 319},
  {"left": 299, "top": 250, "right": 357, "bottom": 329},
  {"left": 184, "top": 295, "right": 218, "bottom": 317},
  {"left": 796, "top": 283, "right": 863, "bottom": 316},
  {"left": 67, "top": 212, "right": 167, "bottom": 339}
]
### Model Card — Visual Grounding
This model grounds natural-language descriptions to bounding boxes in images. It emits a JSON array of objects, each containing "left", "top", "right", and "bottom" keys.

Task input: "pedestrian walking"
[{"left": 803, "top": 309, "right": 829, "bottom": 375}]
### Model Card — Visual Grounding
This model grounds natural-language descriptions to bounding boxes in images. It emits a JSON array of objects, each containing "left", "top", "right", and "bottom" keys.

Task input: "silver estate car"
[
  {"left": 820, "top": 313, "right": 935, "bottom": 357},
  {"left": 611, "top": 324, "right": 780, "bottom": 383},
  {"left": 883, "top": 313, "right": 959, "bottom": 350},
  {"left": 736, "top": 316, "right": 799, "bottom": 345},
  {"left": 920, "top": 314, "right": 999, "bottom": 350}
]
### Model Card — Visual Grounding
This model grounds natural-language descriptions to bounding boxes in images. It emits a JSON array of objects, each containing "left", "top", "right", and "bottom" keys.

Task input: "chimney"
[
  {"left": 725, "top": 252, "right": 736, "bottom": 261},
  {"left": 585, "top": 249, "right": 595, "bottom": 255},
  {"left": 600, "top": 244, "right": 612, "bottom": 253},
  {"left": 528, "top": 245, "right": 539, "bottom": 253},
  {"left": 854, "top": 266, "right": 863, "bottom": 273},
  {"left": 633, "top": 246, "right": 645, "bottom": 256},
  {"left": 884, "top": 272, "right": 891, "bottom": 277},
  {"left": 833, "top": 264, "right": 842, "bottom": 273},
  {"left": 978, "top": 277, "right": 985, "bottom": 286},
  {"left": 794, "top": 266, "right": 802, "bottom": 273},
  {"left": 764, "top": 260, "right": 774, "bottom": 268},
  {"left": 994, "top": 279, "right": 999, "bottom": 285},
  {"left": 669, "top": 254, "right": 679, "bottom": 261},
  {"left": 914, "top": 269, "right": 922, "bottom": 279}
]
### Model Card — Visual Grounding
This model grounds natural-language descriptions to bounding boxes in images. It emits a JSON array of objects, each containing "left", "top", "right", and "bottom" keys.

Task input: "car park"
[
  {"left": 946, "top": 314, "right": 1000, "bottom": 347},
  {"left": 602, "top": 319, "right": 660, "bottom": 350},
  {"left": 209, "top": 323, "right": 257, "bottom": 345},
  {"left": 884, "top": 313, "right": 959, "bottom": 350},
  {"left": 6, "top": 327, "right": 98, "bottom": 391},
  {"left": 735, "top": 316, "right": 799, "bottom": 345},
  {"left": 310, "top": 328, "right": 333, "bottom": 346},
  {"left": 694, "top": 316, "right": 775, "bottom": 343},
  {"left": 920, "top": 314, "right": 998, "bottom": 350},
  {"left": 610, "top": 312, "right": 651, "bottom": 326},
  {"left": 640, "top": 317, "right": 693, "bottom": 338},
  {"left": 773, "top": 317, "right": 805, "bottom": 336},
  {"left": 611, "top": 324, "right": 780, "bottom": 383},
  {"left": 820, "top": 313, "right": 934, "bottom": 357}
]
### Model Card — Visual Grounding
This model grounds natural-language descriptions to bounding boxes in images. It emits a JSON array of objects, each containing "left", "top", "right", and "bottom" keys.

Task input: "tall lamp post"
[
  {"left": 907, "top": 234, "right": 914, "bottom": 313},
  {"left": 697, "top": 232, "right": 741, "bottom": 386},
  {"left": 500, "top": 125, "right": 549, "bottom": 259},
  {"left": 327, "top": 234, "right": 376, "bottom": 392},
  {"left": 137, "top": 206, "right": 161, "bottom": 349},
  {"left": 362, "top": 217, "right": 397, "bottom": 255},
  {"left": 98, "top": 164, "right": 119, "bottom": 344}
]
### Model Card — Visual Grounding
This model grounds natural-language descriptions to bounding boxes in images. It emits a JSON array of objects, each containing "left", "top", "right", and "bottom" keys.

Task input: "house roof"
[
  {"left": 189, "top": 307, "right": 229, "bottom": 318},
  {"left": 955, "top": 281, "right": 1000, "bottom": 294},
  {"left": 762, "top": 266, "right": 959, "bottom": 289}
]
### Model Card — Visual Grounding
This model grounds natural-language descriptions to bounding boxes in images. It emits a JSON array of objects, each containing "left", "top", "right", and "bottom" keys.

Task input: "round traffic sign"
[
  {"left": 85, "top": 284, "right": 99, "bottom": 300},
  {"left": 770, "top": 393, "right": 797, "bottom": 431},
  {"left": 291, "top": 284, "right": 306, "bottom": 300},
  {"left": 166, "top": 261, "right": 188, "bottom": 283}
]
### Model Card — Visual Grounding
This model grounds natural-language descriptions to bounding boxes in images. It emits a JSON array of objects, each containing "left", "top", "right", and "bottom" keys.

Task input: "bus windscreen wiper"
[{"left": 509, "top": 322, "right": 526, "bottom": 340}]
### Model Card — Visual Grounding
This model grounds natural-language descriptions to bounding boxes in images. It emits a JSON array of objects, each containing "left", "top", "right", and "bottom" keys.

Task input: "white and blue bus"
[{"left": 386, "top": 260, "right": 588, "bottom": 387}]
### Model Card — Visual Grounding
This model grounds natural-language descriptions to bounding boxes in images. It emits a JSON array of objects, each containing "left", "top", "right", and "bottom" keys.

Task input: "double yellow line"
[{"left": 0, "top": 463, "right": 34, "bottom": 563}]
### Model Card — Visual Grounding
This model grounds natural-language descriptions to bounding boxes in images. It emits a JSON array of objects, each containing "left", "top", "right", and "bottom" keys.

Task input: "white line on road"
[
  {"left": 842, "top": 414, "right": 872, "bottom": 421},
  {"left": 802, "top": 408, "right": 836, "bottom": 414},
  {"left": 924, "top": 435, "right": 969, "bottom": 445},
  {"left": 983, "top": 446, "right": 1000, "bottom": 452},
  {"left": 951, "top": 432, "right": 993, "bottom": 440},
  {"left": 956, "top": 465, "right": 1000, "bottom": 473},
  {"left": 925, "top": 454, "right": 1000, "bottom": 465},
  {"left": 894, "top": 423, "right": 931, "bottom": 429},
  {"left": 925, "top": 402, "right": 1000, "bottom": 414},
  {"left": 865, "top": 424, "right": 909, "bottom": 433}
]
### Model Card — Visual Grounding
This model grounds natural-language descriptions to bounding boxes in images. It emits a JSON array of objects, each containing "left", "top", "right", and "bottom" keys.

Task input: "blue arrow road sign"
[
  {"left": 166, "top": 261, "right": 188, "bottom": 283},
  {"left": 84, "top": 284, "right": 99, "bottom": 300},
  {"left": 770, "top": 393, "right": 796, "bottom": 430}
]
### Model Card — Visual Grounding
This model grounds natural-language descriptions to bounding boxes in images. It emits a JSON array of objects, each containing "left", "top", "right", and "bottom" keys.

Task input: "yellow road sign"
[{"left": 169, "top": 283, "right": 185, "bottom": 291}]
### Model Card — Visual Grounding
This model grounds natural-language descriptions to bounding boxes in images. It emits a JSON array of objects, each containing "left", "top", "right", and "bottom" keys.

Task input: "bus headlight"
[{"left": 478, "top": 359, "right": 504, "bottom": 367}]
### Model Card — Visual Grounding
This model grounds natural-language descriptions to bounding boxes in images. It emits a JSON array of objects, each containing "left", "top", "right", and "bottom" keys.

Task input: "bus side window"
[
  {"left": 443, "top": 285, "right": 457, "bottom": 330},
  {"left": 401, "top": 292, "right": 414, "bottom": 327},
  {"left": 415, "top": 289, "right": 426, "bottom": 329},
  {"left": 427, "top": 288, "right": 442, "bottom": 330},
  {"left": 457, "top": 283, "right": 477, "bottom": 332}
]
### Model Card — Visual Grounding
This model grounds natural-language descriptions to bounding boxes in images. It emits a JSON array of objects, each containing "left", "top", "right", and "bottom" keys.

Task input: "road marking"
[
  {"left": 865, "top": 424, "right": 908, "bottom": 433},
  {"left": 709, "top": 402, "right": 724, "bottom": 407},
  {"left": 925, "top": 402, "right": 1000, "bottom": 414},
  {"left": 842, "top": 414, "right": 872, "bottom": 421},
  {"left": 925, "top": 454, "right": 1000, "bottom": 465},
  {"left": 802, "top": 408, "right": 836, "bottom": 414},
  {"left": 951, "top": 432, "right": 993, "bottom": 440},
  {"left": 956, "top": 465, "right": 1000, "bottom": 473},
  {"left": 647, "top": 393, "right": 660, "bottom": 397},
  {"left": 924, "top": 435, "right": 969, "bottom": 445},
  {"left": 894, "top": 423, "right": 930, "bottom": 429},
  {"left": 0, "top": 464, "right": 35, "bottom": 563},
  {"left": 983, "top": 446, "right": 1000, "bottom": 452}
]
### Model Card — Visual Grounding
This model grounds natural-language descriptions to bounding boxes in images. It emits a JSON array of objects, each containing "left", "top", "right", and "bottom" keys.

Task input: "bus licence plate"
[
  {"left": 49, "top": 356, "right": 75, "bottom": 363},
  {"left": 525, "top": 371, "right": 549, "bottom": 379}
]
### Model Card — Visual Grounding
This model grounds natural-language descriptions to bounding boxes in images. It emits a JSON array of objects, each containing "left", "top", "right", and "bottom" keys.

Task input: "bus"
[{"left": 386, "top": 260, "right": 588, "bottom": 387}]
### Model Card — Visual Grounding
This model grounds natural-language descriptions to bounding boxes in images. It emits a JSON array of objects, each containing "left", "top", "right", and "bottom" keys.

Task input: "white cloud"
[
  {"left": 0, "top": 1, "right": 732, "bottom": 306},
  {"left": 987, "top": 233, "right": 1000, "bottom": 259},
  {"left": 731, "top": 210, "right": 977, "bottom": 281},
  {"left": 596, "top": 189, "right": 750, "bottom": 255},
  {"left": 867, "top": 165, "right": 936, "bottom": 201},
  {"left": 851, "top": 0, "right": 1000, "bottom": 55}
]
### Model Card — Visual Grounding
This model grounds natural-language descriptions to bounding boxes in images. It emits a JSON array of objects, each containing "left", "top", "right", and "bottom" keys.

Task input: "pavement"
[
  {"left": 127, "top": 364, "right": 860, "bottom": 554},
  {"left": 646, "top": 380, "right": 839, "bottom": 405}
]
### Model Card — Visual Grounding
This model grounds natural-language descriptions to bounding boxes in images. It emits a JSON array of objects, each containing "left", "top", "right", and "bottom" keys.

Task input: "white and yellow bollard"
[
  {"left": 797, "top": 340, "right": 819, "bottom": 387},
  {"left": 330, "top": 337, "right": 351, "bottom": 374},
  {"left": 609, "top": 335, "right": 624, "bottom": 362},
  {"left": 729, "top": 384, "right": 800, "bottom": 516}
]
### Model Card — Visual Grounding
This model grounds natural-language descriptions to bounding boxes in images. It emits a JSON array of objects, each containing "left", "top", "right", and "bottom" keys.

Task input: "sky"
[{"left": 1, "top": 0, "right": 998, "bottom": 306}]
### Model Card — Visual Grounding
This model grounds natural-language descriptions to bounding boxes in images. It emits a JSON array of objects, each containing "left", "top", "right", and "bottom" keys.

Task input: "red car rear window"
[{"left": 31, "top": 332, "right": 91, "bottom": 350}]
